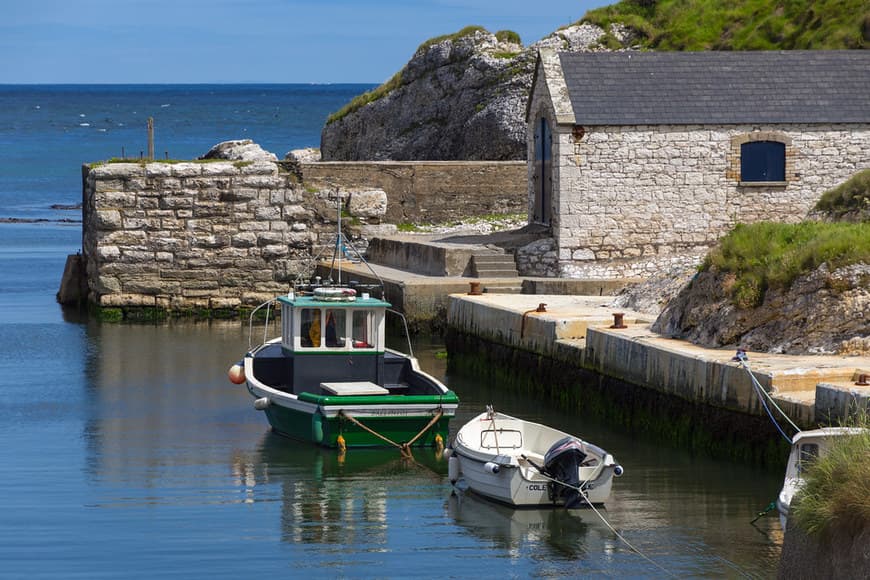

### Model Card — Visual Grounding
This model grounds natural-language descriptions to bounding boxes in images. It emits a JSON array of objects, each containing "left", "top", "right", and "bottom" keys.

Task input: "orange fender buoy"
[{"left": 228, "top": 362, "right": 246, "bottom": 384}]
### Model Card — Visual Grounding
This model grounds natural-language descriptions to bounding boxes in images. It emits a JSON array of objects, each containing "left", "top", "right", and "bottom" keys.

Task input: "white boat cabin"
[{"left": 278, "top": 291, "right": 389, "bottom": 353}]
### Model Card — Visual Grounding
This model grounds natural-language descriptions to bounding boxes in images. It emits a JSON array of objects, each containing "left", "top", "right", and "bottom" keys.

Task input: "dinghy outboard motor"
[{"left": 543, "top": 436, "right": 587, "bottom": 508}]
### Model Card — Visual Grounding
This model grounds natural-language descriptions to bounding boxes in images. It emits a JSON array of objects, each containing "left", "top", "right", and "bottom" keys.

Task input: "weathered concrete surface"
[
  {"left": 447, "top": 293, "right": 649, "bottom": 358},
  {"left": 314, "top": 260, "right": 524, "bottom": 332},
  {"left": 57, "top": 254, "right": 88, "bottom": 305},
  {"left": 365, "top": 236, "right": 489, "bottom": 277},
  {"left": 521, "top": 278, "right": 637, "bottom": 296},
  {"left": 447, "top": 293, "right": 870, "bottom": 428}
]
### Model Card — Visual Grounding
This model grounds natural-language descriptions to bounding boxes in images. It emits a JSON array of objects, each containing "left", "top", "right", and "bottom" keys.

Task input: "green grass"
[
  {"left": 326, "top": 70, "right": 404, "bottom": 125},
  {"left": 791, "top": 413, "right": 870, "bottom": 536},
  {"left": 702, "top": 221, "right": 870, "bottom": 308},
  {"left": 396, "top": 222, "right": 425, "bottom": 233},
  {"left": 581, "top": 0, "right": 869, "bottom": 50},
  {"left": 415, "top": 25, "right": 486, "bottom": 54},
  {"left": 494, "top": 30, "right": 521, "bottom": 44},
  {"left": 814, "top": 169, "right": 870, "bottom": 220}
]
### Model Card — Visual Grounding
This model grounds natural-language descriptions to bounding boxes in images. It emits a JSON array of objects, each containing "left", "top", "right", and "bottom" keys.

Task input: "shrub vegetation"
[
  {"left": 581, "top": 0, "right": 869, "bottom": 49},
  {"left": 702, "top": 221, "right": 870, "bottom": 307},
  {"left": 814, "top": 169, "right": 870, "bottom": 221}
]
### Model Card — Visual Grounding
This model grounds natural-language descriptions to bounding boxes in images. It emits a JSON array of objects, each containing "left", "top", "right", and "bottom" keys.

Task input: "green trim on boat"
[
  {"left": 298, "top": 391, "right": 460, "bottom": 406},
  {"left": 278, "top": 295, "right": 392, "bottom": 308}
]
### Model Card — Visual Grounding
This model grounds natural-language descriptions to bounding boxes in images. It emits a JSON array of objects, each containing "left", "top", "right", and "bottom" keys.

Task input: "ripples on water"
[
  {"left": 0, "top": 84, "right": 786, "bottom": 573},
  {"left": 0, "top": 260, "right": 785, "bottom": 578}
]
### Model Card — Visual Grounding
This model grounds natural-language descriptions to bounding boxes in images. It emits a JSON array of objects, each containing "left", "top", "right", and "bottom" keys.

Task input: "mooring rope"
[
  {"left": 518, "top": 459, "right": 677, "bottom": 578},
  {"left": 338, "top": 409, "right": 444, "bottom": 458},
  {"left": 733, "top": 350, "right": 800, "bottom": 443}
]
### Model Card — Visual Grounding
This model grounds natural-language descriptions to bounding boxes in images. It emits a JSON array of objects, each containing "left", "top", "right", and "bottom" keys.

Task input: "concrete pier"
[
  {"left": 447, "top": 293, "right": 870, "bottom": 429},
  {"left": 318, "top": 260, "right": 630, "bottom": 331}
]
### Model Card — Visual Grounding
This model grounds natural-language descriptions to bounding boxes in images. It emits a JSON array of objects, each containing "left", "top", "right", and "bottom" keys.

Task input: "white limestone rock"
[
  {"left": 199, "top": 140, "right": 278, "bottom": 163},
  {"left": 348, "top": 189, "right": 388, "bottom": 218}
]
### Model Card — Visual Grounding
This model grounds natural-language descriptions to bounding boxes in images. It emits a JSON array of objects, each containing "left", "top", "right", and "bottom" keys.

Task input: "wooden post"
[{"left": 147, "top": 117, "right": 154, "bottom": 160}]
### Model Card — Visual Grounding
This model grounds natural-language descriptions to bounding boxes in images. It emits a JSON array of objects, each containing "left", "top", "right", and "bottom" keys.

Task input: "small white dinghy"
[{"left": 449, "top": 408, "right": 623, "bottom": 508}]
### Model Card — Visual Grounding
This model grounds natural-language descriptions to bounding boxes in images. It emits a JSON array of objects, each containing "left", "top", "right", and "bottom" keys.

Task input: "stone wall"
[
  {"left": 80, "top": 158, "right": 528, "bottom": 313},
  {"left": 300, "top": 160, "right": 526, "bottom": 224},
  {"left": 81, "top": 160, "right": 392, "bottom": 311},
  {"left": 550, "top": 123, "right": 870, "bottom": 279}
]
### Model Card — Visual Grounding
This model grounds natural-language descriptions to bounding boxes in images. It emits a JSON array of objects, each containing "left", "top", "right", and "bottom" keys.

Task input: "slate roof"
[{"left": 558, "top": 50, "right": 870, "bottom": 125}]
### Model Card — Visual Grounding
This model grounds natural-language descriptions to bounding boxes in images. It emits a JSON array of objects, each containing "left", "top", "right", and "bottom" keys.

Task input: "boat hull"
[
  {"left": 263, "top": 400, "right": 454, "bottom": 448},
  {"left": 454, "top": 449, "right": 616, "bottom": 507},
  {"left": 451, "top": 411, "right": 620, "bottom": 507}
]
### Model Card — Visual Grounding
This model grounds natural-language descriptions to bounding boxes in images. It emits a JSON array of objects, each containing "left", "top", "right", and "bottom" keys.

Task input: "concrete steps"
[
  {"left": 471, "top": 252, "right": 518, "bottom": 278},
  {"left": 483, "top": 282, "right": 523, "bottom": 294}
]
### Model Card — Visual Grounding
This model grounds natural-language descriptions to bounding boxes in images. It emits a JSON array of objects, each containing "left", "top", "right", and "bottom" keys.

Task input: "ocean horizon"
[{"left": 0, "top": 83, "right": 375, "bottom": 222}]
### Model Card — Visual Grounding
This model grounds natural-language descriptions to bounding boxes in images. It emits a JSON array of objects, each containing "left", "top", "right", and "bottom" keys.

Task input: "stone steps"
[{"left": 471, "top": 253, "right": 518, "bottom": 278}]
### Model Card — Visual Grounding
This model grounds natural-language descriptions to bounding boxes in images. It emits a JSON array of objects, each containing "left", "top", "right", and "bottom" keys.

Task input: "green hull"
[{"left": 263, "top": 401, "right": 454, "bottom": 448}]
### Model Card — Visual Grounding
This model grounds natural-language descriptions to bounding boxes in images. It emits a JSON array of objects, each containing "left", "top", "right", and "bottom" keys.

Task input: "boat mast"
[{"left": 336, "top": 197, "right": 342, "bottom": 286}]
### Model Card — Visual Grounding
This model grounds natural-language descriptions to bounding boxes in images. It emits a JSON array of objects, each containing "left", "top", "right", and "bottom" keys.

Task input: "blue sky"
[{"left": 2, "top": 0, "right": 611, "bottom": 84}]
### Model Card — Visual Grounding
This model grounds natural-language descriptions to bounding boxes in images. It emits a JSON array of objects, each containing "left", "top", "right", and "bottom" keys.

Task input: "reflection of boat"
[
  {"left": 446, "top": 491, "right": 600, "bottom": 557},
  {"left": 450, "top": 409, "right": 622, "bottom": 507},
  {"left": 231, "top": 433, "right": 447, "bottom": 546},
  {"left": 776, "top": 427, "right": 865, "bottom": 530}
]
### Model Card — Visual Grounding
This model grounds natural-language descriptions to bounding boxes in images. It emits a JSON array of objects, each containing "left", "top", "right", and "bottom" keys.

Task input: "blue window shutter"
[{"left": 741, "top": 141, "right": 785, "bottom": 182}]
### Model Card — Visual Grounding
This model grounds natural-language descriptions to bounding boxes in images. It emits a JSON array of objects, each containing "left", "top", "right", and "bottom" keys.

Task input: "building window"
[{"left": 740, "top": 141, "right": 785, "bottom": 182}]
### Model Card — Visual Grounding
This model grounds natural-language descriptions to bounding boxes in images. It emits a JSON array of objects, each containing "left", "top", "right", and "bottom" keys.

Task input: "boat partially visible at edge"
[{"left": 776, "top": 426, "right": 866, "bottom": 530}]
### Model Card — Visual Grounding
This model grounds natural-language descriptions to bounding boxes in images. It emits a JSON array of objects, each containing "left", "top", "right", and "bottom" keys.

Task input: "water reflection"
[
  {"left": 232, "top": 432, "right": 447, "bottom": 547},
  {"left": 72, "top": 322, "right": 784, "bottom": 576},
  {"left": 447, "top": 491, "right": 610, "bottom": 559}
]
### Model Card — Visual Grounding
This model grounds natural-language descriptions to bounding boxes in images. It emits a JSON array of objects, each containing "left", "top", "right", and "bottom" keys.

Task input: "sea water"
[{"left": 0, "top": 85, "right": 784, "bottom": 578}]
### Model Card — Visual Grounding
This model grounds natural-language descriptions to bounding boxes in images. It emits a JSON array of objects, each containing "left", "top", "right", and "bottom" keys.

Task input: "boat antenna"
[{"left": 336, "top": 196, "right": 342, "bottom": 286}]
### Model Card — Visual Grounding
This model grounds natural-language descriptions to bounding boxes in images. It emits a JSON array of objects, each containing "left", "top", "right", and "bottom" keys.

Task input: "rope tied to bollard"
[{"left": 338, "top": 409, "right": 444, "bottom": 458}]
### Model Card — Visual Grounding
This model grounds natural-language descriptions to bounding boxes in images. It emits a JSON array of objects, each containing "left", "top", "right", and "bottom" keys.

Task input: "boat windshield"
[
  {"left": 296, "top": 306, "right": 380, "bottom": 351},
  {"left": 797, "top": 442, "right": 819, "bottom": 473}
]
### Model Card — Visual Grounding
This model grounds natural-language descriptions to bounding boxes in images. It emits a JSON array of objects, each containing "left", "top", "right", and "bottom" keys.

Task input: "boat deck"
[{"left": 250, "top": 343, "right": 436, "bottom": 397}]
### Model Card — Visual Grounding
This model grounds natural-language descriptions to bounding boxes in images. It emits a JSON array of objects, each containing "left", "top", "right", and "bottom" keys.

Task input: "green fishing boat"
[{"left": 232, "top": 284, "right": 458, "bottom": 450}]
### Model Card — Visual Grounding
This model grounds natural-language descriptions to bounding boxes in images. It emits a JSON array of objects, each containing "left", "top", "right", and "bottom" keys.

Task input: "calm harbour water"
[{"left": 0, "top": 85, "right": 784, "bottom": 578}]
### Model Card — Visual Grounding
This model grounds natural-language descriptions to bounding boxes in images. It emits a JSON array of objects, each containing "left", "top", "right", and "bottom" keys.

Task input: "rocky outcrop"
[
  {"left": 652, "top": 264, "right": 870, "bottom": 355},
  {"left": 199, "top": 139, "right": 278, "bottom": 162},
  {"left": 320, "top": 24, "right": 627, "bottom": 161}
]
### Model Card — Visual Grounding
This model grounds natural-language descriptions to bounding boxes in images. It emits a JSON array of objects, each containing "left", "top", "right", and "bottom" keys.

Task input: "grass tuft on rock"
[
  {"left": 814, "top": 169, "right": 870, "bottom": 221},
  {"left": 702, "top": 221, "right": 870, "bottom": 307}
]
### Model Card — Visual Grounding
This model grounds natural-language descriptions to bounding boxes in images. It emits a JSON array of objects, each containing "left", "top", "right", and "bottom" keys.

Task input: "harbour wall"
[
  {"left": 72, "top": 159, "right": 525, "bottom": 315},
  {"left": 446, "top": 294, "right": 870, "bottom": 465},
  {"left": 299, "top": 160, "right": 526, "bottom": 224}
]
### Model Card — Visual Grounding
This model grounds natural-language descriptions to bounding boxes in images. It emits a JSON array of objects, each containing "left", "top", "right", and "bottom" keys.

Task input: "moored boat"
[
  {"left": 776, "top": 427, "right": 866, "bottom": 530},
  {"left": 233, "top": 285, "right": 458, "bottom": 450},
  {"left": 449, "top": 408, "right": 623, "bottom": 507}
]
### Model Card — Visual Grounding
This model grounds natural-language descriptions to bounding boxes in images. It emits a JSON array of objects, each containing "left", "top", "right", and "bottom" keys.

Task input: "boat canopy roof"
[
  {"left": 790, "top": 427, "right": 866, "bottom": 445},
  {"left": 278, "top": 294, "right": 391, "bottom": 309}
]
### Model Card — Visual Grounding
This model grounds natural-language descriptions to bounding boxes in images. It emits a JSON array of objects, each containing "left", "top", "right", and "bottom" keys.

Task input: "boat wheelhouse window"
[
  {"left": 324, "top": 309, "right": 346, "bottom": 348},
  {"left": 798, "top": 443, "right": 819, "bottom": 473},
  {"left": 740, "top": 140, "right": 785, "bottom": 182},
  {"left": 352, "top": 310, "right": 375, "bottom": 349},
  {"left": 300, "top": 309, "right": 321, "bottom": 348}
]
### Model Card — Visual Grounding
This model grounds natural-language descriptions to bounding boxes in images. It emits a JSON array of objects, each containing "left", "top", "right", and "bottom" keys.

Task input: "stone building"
[{"left": 523, "top": 49, "right": 870, "bottom": 278}]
